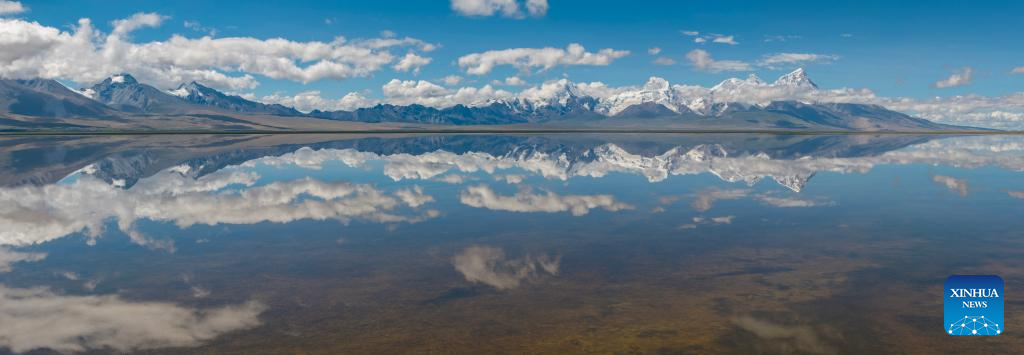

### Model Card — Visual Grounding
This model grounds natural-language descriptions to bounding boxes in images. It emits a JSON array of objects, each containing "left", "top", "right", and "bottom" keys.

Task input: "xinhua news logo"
[{"left": 945, "top": 275, "right": 1003, "bottom": 335}]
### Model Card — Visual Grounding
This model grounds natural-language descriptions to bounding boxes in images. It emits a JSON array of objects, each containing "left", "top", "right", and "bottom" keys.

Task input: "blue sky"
[{"left": 14, "top": 0, "right": 1022, "bottom": 98}]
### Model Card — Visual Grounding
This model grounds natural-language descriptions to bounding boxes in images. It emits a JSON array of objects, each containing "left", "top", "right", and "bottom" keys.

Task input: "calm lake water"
[{"left": 0, "top": 133, "right": 1022, "bottom": 354}]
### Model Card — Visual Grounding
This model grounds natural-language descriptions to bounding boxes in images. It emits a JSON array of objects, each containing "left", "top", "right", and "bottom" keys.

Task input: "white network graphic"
[{"left": 949, "top": 316, "right": 1001, "bottom": 335}]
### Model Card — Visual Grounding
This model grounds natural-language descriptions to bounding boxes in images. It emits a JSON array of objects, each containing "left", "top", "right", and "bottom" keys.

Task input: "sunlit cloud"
[
  {"left": 392, "top": 53, "right": 432, "bottom": 74},
  {"left": 450, "top": 0, "right": 548, "bottom": 18},
  {"left": 934, "top": 67, "right": 973, "bottom": 88},
  {"left": 0, "top": 1, "right": 26, "bottom": 15},
  {"left": 0, "top": 13, "right": 436, "bottom": 90},
  {"left": 457, "top": 43, "right": 629, "bottom": 75}
]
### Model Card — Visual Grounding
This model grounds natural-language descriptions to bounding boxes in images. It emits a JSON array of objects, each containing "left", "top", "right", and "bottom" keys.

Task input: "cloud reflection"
[
  {"left": 0, "top": 247, "right": 46, "bottom": 272},
  {"left": 691, "top": 188, "right": 751, "bottom": 211},
  {"left": 732, "top": 316, "right": 836, "bottom": 354},
  {"left": 452, "top": 246, "right": 560, "bottom": 290},
  {"left": 0, "top": 168, "right": 437, "bottom": 248},
  {"left": 459, "top": 184, "right": 633, "bottom": 216},
  {"left": 932, "top": 175, "right": 969, "bottom": 196},
  {"left": 754, "top": 193, "right": 835, "bottom": 208},
  {"left": 0, "top": 285, "right": 264, "bottom": 353}
]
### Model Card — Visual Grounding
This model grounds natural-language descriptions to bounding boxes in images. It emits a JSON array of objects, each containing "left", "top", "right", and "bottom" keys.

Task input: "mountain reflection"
[
  {"left": 3, "top": 134, "right": 1022, "bottom": 190},
  {"left": 0, "top": 133, "right": 1021, "bottom": 249}
]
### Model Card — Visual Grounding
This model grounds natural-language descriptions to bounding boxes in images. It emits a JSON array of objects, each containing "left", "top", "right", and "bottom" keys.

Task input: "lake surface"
[{"left": 0, "top": 133, "right": 1022, "bottom": 354}]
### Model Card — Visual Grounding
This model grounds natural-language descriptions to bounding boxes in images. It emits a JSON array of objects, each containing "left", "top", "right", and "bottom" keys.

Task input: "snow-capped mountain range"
[
  {"left": 0, "top": 69, "right": 971, "bottom": 131},
  {"left": 479, "top": 68, "right": 821, "bottom": 116}
]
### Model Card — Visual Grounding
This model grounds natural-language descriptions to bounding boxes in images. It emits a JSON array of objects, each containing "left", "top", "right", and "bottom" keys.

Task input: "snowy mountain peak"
[
  {"left": 643, "top": 76, "right": 671, "bottom": 91},
  {"left": 84, "top": 73, "right": 190, "bottom": 113},
  {"left": 517, "top": 79, "right": 582, "bottom": 108},
  {"left": 164, "top": 80, "right": 304, "bottom": 116},
  {"left": 169, "top": 81, "right": 210, "bottom": 98},
  {"left": 597, "top": 76, "right": 680, "bottom": 115},
  {"left": 746, "top": 74, "right": 765, "bottom": 85},
  {"left": 710, "top": 75, "right": 763, "bottom": 93},
  {"left": 107, "top": 74, "right": 138, "bottom": 85},
  {"left": 774, "top": 68, "right": 817, "bottom": 89},
  {"left": 556, "top": 80, "right": 582, "bottom": 99}
]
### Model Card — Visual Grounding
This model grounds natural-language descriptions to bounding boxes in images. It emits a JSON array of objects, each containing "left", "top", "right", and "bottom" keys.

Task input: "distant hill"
[
  {"left": 169, "top": 81, "right": 303, "bottom": 116},
  {"left": 0, "top": 79, "right": 116, "bottom": 118}
]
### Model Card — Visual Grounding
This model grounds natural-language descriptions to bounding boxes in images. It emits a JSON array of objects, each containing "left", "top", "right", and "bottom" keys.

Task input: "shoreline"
[{"left": 0, "top": 129, "right": 1019, "bottom": 136}]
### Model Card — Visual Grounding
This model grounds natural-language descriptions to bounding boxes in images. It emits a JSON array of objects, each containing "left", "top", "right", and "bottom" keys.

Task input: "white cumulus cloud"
[
  {"left": 442, "top": 75, "right": 463, "bottom": 85},
  {"left": 111, "top": 12, "right": 166, "bottom": 37},
  {"left": 686, "top": 49, "right": 752, "bottom": 72},
  {"left": 457, "top": 43, "right": 629, "bottom": 75},
  {"left": 934, "top": 67, "right": 973, "bottom": 88},
  {"left": 712, "top": 35, "right": 738, "bottom": 45},
  {"left": 653, "top": 57, "right": 677, "bottom": 65},
  {"left": 687, "top": 32, "right": 739, "bottom": 45},
  {"left": 0, "top": 14, "right": 436, "bottom": 90},
  {"left": 392, "top": 52, "right": 432, "bottom": 74},
  {"left": 0, "top": 1, "right": 26, "bottom": 16},
  {"left": 501, "top": 76, "right": 526, "bottom": 86},
  {"left": 259, "top": 91, "right": 378, "bottom": 113},
  {"left": 451, "top": 0, "right": 548, "bottom": 18},
  {"left": 758, "top": 53, "right": 839, "bottom": 68},
  {"left": 380, "top": 78, "right": 515, "bottom": 107},
  {"left": 686, "top": 50, "right": 837, "bottom": 72}
]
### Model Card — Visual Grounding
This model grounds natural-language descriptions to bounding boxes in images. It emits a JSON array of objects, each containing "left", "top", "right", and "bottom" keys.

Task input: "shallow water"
[{"left": 0, "top": 133, "right": 1022, "bottom": 354}]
